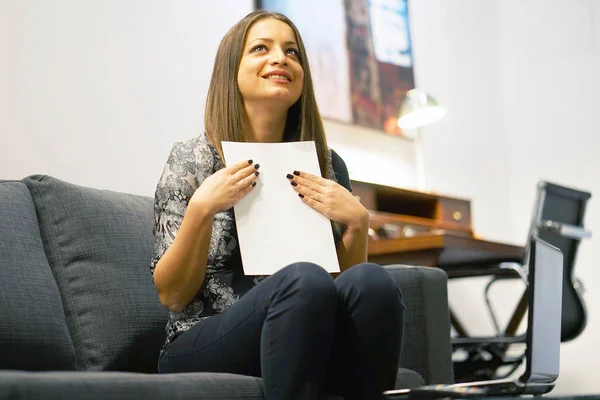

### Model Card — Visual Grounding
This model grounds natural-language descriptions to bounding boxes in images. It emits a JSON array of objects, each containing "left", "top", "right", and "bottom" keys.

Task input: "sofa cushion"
[
  {"left": 395, "top": 367, "right": 425, "bottom": 388},
  {"left": 0, "top": 180, "right": 76, "bottom": 371},
  {"left": 0, "top": 370, "right": 264, "bottom": 400},
  {"left": 23, "top": 175, "right": 168, "bottom": 372},
  {"left": 0, "top": 368, "right": 420, "bottom": 399}
]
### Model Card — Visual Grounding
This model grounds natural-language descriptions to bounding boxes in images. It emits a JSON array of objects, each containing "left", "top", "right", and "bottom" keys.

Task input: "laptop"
[{"left": 385, "top": 236, "right": 564, "bottom": 398}]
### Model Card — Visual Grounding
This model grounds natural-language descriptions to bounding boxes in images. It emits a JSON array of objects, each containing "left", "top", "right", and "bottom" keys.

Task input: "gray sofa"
[{"left": 0, "top": 175, "right": 454, "bottom": 399}]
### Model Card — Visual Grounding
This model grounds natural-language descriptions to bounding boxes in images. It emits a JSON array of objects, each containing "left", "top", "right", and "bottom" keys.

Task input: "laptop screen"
[{"left": 526, "top": 237, "right": 564, "bottom": 383}]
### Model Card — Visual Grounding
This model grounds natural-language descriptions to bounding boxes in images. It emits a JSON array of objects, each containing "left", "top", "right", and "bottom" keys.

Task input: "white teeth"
[{"left": 266, "top": 74, "right": 289, "bottom": 81}]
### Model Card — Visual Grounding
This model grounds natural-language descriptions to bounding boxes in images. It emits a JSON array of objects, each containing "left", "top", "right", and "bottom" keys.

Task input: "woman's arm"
[
  {"left": 336, "top": 212, "right": 370, "bottom": 272},
  {"left": 152, "top": 202, "right": 215, "bottom": 313},
  {"left": 150, "top": 140, "right": 215, "bottom": 313},
  {"left": 151, "top": 142, "right": 259, "bottom": 312}
]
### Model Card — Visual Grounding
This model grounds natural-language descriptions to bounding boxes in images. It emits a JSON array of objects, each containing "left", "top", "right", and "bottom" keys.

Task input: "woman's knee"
[
  {"left": 277, "top": 262, "right": 337, "bottom": 304},
  {"left": 339, "top": 263, "right": 403, "bottom": 304}
]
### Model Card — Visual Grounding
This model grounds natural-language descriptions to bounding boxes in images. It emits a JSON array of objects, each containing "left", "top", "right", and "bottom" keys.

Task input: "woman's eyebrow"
[{"left": 247, "top": 38, "right": 298, "bottom": 46}]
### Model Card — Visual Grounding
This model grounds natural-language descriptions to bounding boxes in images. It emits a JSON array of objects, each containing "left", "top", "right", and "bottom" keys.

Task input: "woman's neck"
[{"left": 243, "top": 102, "right": 288, "bottom": 143}]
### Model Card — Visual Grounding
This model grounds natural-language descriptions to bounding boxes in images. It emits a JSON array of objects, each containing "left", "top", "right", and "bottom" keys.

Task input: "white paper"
[{"left": 222, "top": 141, "right": 340, "bottom": 275}]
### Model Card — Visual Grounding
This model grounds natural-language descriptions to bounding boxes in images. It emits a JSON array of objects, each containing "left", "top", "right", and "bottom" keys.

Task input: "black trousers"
[{"left": 158, "top": 262, "right": 404, "bottom": 400}]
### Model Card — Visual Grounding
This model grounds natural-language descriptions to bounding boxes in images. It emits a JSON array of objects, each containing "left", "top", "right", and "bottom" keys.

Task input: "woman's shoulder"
[
  {"left": 171, "top": 132, "right": 216, "bottom": 157},
  {"left": 161, "top": 133, "right": 221, "bottom": 186},
  {"left": 328, "top": 148, "right": 352, "bottom": 193},
  {"left": 169, "top": 132, "right": 220, "bottom": 166},
  {"left": 328, "top": 148, "right": 344, "bottom": 165},
  {"left": 328, "top": 148, "right": 347, "bottom": 175}
]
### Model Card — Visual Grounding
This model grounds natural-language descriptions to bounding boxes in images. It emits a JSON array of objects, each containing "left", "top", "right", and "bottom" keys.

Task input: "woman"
[{"left": 150, "top": 10, "right": 404, "bottom": 400}]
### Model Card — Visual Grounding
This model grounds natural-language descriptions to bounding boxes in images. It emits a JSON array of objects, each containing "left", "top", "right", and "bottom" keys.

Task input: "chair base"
[{"left": 452, "top": 341, "right": 525, "bottom": 383}]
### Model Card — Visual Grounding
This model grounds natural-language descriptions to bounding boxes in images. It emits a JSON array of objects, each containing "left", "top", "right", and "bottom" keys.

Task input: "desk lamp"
[{"left": 397, "top": 89, "right": 446, "bottom": 191}]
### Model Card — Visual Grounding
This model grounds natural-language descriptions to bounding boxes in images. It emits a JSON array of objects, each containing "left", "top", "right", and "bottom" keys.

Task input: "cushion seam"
[{"left": 30, "top": 177, "right": 91, "bottom": 370}]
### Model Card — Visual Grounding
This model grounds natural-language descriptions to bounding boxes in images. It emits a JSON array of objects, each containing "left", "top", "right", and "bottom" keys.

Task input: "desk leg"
[
  {"left": 450, "top": 308, "right": 469, "bottom": 337},
  {"left": 505, "top": 290, "right": 528, "bottom": 336},
  {"left": 449, "top": 290, "right": 527, "bottom": 340},
  {"left": 488, "top": 290, "right": 528, "bottom": 357}
]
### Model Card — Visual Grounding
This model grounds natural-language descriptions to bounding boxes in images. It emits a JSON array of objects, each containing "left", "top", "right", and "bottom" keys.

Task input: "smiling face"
[{"left": 237, "top": 18, "right": 304, "bottom": 109}]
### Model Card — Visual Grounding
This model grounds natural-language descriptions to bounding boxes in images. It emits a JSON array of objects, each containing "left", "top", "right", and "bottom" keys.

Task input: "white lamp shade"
[{"left": 397, "top": 89, "right": 446, "bottom": 130}]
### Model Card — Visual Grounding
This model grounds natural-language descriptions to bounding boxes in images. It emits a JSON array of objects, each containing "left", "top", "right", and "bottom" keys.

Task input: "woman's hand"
[
  {"left": 286, "top": 171, "right": 369, "bottom": 229},
  {"left": 190, "top": 159, "right": 260, "bottom": 215}
]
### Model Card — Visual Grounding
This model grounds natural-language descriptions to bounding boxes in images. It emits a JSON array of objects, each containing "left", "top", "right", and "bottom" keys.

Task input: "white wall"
[
  {"left": 2, "top": 0, "right": 598, "bottom": 394},
  {"left": 409, "top": 0, "right": 523, "bottom": 351},
  {"left": 0, "top": 0, "right": 416, "bottom": 194},
  {"left": 411, "top": 0, "right": 600, "bottom": 394},
  {"left": 0, "top": 0, "right": 252, "bottom": 195},
  {"left": 499, "top": 0, "right": 600, "bottom": 393}
]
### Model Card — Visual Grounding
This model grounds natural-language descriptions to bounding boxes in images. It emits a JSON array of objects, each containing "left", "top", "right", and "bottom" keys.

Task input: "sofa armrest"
[{"left": 384, "top": 265, "right": 454, "bottom": 385}]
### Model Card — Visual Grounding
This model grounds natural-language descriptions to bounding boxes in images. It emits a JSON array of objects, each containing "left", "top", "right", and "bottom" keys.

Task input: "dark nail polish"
[
  {"left": 290, "top": 181, "right": 298, "bottom": 186},
  {"left": 255, "top": 171, "right": 260, "bottom": 176},
  {"left": 254, "top": 164, "right": 260, "bottom": 169},
  {"left": 252, "top": 181, "right": 257, "bottom": 187},
  {"left": 286, "top": 174, "right": 294, "bottom": 179},
  {"left": 298, "top": 193, "right": 304, "bottom": 198},
  {"left": 293, "top": 171, "right": 300, "bottom": 176},
  {"left": 248, "top": 159, "right": 253, "bottom": 164}
]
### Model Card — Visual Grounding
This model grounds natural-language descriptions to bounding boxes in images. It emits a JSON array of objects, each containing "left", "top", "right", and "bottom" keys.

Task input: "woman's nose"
[{"left": 269, "top": 47, "right": 287, "bottom": 65}]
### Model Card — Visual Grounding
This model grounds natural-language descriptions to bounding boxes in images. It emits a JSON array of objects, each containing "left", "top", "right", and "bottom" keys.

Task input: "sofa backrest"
[
  {"left": 22, "top": 175, "right": 168, "bottom": 373},
  {"left": 0, "top": 180, "right": 77, "bottom": 371}
]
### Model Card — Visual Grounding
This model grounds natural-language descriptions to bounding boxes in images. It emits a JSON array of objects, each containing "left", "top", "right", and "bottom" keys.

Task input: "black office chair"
[{"left": 451, "top": 181, "right": 592, "bottom": 383}]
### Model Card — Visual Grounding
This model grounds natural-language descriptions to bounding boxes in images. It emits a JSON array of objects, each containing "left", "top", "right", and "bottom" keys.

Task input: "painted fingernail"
[
  {"left": 255, "top": 171, "right": 260, "bottom": 176},
  {"left": 252, "top": 181, "right": 257, "bottom": 187},
  {"left": 254, "top": 164, "right": 260, "bottom": 169},
  {"left": 248, "top": 159, "right": 253, "bottom": 164},
  {"left": 290, "top": 181, "right": 298, "bottom": 186},
  {"left": 286, "top": 174, "right": 294, "bottom": 179},
  {"left": 293, "top": 171, "right": 300, "bottom": 176},
  {"left": 298, "top": 193, "right": 304, "bottom": 198}
]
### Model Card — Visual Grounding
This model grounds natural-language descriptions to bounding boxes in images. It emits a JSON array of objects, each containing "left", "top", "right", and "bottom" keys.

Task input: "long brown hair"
[{"left": 204, "top": 11, "right": 331, "bottom": 179}]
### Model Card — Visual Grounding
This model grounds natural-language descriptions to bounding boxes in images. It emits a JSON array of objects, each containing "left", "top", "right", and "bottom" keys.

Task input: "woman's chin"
[{"left": 261, "top": 91, "right": 300, "bottom": 106}]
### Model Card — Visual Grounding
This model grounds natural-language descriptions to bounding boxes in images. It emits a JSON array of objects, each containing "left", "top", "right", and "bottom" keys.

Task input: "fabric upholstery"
[
  {"left": 395, "top": 367, "right": 425, "bottom": 388},
  {"left": 0, "top": 368, "right": 424, "bottom": 400},
  {"left": 0, "top": 180, "right": 76, "bottom": 371},
  {"left": 385, "top": 265, "right": 454, "bottom": 384},
  {"left": 0, "top": 370, "right": 264, "bottom": 400},
  {"left": 0, "top": 175, "right": 453, "bottom": 398},
  {"left": 23, "top": 175, "right": 168, "bottom": 372}
]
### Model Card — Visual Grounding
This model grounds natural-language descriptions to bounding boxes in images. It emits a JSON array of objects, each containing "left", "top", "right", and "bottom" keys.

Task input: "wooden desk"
[
  {"left": 350, "top": 180, "right": 524, "bottom": 275},
  {"left": 351, "top": 180, "right": 526, "bottom": 338},
  {"left": 368, "top": 232, "right": 524, "bottom": 278}
]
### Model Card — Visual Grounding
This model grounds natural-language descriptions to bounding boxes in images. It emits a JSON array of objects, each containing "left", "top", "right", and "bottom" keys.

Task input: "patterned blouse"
[{"left": 150, "top": 132, "right": 352, "bottom": 352}]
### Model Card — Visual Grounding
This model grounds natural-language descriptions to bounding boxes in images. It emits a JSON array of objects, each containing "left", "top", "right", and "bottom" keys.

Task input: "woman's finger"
[
  {"left": 291, "top": 181, "right": 324, "bottom": 204},
  {"left": 233, "top": 161, "right": 260, "bottom": 181},
  {"left": 292, "top": 170, "right": 329, "bottom": 185},
  {"left": 239, "top": 179, "right": 257, "bottom": 197},
  {"left": 286, "top": 171, "right": 326, "bottom": 194},
  {"left": 237, "top": 169, "right": 259, "bottom": 190},
  {"left": 228, "top": 159, "right": 255, "bottom": 174},
  {"left": 297, "top": 191, "right": 326, "bottom": 214}
]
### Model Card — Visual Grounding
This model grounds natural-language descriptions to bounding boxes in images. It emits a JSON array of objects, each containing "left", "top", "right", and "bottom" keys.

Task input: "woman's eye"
[
  {"left": 286, "top": 48, "right": 299, "bottom": 56},
  {"left": 251, "top": 44, "right": 267, "bottom": 52}
]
